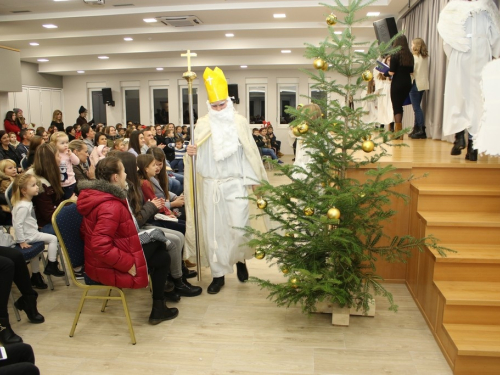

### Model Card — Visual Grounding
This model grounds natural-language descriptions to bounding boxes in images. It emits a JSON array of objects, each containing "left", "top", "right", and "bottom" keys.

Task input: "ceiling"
[{"left": 0, "top": 0, "right": 410, "bottom": 76}]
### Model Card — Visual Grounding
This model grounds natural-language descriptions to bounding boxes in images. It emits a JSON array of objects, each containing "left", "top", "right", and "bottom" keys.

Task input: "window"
[
  {"left": 181, "top": 87, "right": 198, "bottom": 125},
  {"left": 124, "top": 89, "right": 140, "bottom": 124},
  {"left": 278, "top": 84, "right": 297, "bottom": 124},
  {"left": 151, "top": 88, "right": 169, "bottom": 125},
  {"left": 247, "top": 85, "right": 267, "bottom": 124}
]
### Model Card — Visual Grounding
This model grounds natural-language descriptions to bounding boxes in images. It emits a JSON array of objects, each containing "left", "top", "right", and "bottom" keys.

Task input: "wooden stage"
[{"left": 349, "top": 138, "right": 500, "bottom": 374}]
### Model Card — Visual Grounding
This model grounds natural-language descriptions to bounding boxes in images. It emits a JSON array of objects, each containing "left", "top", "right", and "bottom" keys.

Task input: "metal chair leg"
[
  {"left": 118, "top": 289, "right": 136, "bottom": 345},
  {"left": 40, "top": 255, "right": 54, "bottom": 291},
  {"left": 101, "top": 289, "right": 112, "bottom": 312},
  {"left": 57, "top": 245, "right": 70, "bottom": 286},
  {"left": 10, "top": 292, "right": 21, "bottom": 322},
  {"left": 70, "top": 290, "right": 88, "bottom": 338}
]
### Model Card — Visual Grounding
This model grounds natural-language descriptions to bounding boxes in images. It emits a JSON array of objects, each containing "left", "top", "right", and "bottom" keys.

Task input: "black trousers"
[
  {"left": 0, "top": 343, "right": 39, "bottom": 375},
  {"left": 0, "top": 247, "right": 37, "bottom": 319},
  {"left": 142, "top": 241, "right": 170, "bottom": 300}
]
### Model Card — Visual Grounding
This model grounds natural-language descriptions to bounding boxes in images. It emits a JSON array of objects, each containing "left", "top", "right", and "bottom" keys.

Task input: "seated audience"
[
  {"left": 3, "top": 112, "right": 20, "bottom": 141},
  {"left": 89, "top": 145, "right": 109, "bottom": 168},
  {"left": 65, "top": 126, "right": 76, "bottom": 141},
  {"left": 104, "top": 126, "right": 118, "bottom": 148},
  {"left": 68, "top": 140, "right": 95, "bottom": 194},
  {"left": 267, "top": 126, "right": 283, "bottom": 157},
  {"left": 169, "top": 138, "right": 186, "bottom": 173},
  {"left": 128, "top": 130, "right": 145, "bottom": 157},
  {"left": 51, "top": 132, "right": 80, "bottom": 199},
  {"left": 256, "top": 128, "right": 282, "bottom": 164},
  {"left": 21, "top": 136, "right": 44, "bottom": 171},
  {"left": 0, "top": 131, "right": 22, "bottom": 171},
  {"left": 112, "top": 138, "right": 127, "bottom": 152},
  {"left": 81, "top": 124, "right": 95, "bottom": 155},
  {"left": 9, "top": 132, "right": 19, "bottom": 148},
  {"left": 0, "top": 159, "right": 16, "bottom": 227}
]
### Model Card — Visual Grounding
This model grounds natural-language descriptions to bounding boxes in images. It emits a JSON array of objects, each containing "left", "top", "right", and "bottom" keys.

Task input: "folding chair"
[{"left": 52, "top": 200, "right": 137, "bottom": 345}]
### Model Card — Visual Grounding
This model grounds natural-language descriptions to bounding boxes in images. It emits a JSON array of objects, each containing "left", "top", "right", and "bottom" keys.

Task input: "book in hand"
[{"left": 375, "top": 60, "right": 390, "bottom": 74}]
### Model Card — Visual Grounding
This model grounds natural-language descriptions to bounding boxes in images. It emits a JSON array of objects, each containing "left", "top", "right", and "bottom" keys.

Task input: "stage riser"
[
  {"left": 454, "top": 356, "right": 500, "bottom": 375},
  {"left": 411, "top": 168, "right": 500, "bottom": 186},
  {"left": 425, "top": 226, "right": 500, "bottom": 245},
  {"left": 434, "top": 263, "right": 500, "bottom": 282},
  {"left": 417, "top": 195, "right": 500, "bottom": 213},
  {"left": 443, "top": 305, "right": 500, "bottom": 326}
]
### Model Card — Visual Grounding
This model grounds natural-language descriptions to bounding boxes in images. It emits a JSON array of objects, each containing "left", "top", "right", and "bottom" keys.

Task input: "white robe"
[
  {"left": 373, "top": 70, "right": 393, "bottom": 126},
  {"left": 360, "top": 88, "right": 378, "bottom": 125},
  {"left": 439, "top": 2, "right": 500, "bottom": 136},
  {"left": 197, "top": 138, "right": 258, "bottom": 277}
]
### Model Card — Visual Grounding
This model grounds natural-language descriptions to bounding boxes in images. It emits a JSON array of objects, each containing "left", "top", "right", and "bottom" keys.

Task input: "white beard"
[{"left": 206, "top": 98, "right": 240, "bottom": 161}]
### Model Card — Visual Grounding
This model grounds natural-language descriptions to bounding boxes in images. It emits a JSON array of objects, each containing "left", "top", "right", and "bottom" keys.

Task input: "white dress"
[
  {"left": 439, "top": 4, "right": 500, "bottom": 136},
  {"left": 373, "top": 69, "right": 393, "bottom": 126},
  {"left": 197, "top": 137, "right": 258, "bottom": 277}
]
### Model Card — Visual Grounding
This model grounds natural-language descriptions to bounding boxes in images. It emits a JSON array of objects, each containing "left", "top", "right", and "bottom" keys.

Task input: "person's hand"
[
  {"left": 128, "top": 264, "right": 137, "bottom": 276},
  {"left": 186, "top": 144, "right": 197, "bottom": 156},
  {"left": 150, "top": 198, "right": 164, "bottom": 210},
  {"left": 157, "top": 144, "right": 166, "bottom": 149},
  {"left": 168, "top": 214, "right": 177, "bottom": 218},
  {"left": 20, "top": 242, "right": 31, "bottom": 249},
  {"left": 170, "top": 195, "right": 185, "bottom": 207},
  {"left": 87, "top": 164, "right": 96, "bottom": 179}
]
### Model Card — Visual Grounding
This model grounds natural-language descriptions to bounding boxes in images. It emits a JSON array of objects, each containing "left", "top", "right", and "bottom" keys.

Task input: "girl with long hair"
[
  {"left": 409, "top": 38, "right": 430, "bottom": 139},
  {"left": 21, "top": 135, "right": 44, "bottom": 171},
  {"left": 50, "top": 110, "right": 64, "bottom": 132},
  {"left": 3, "top": 112, "right": 20, "bottom": 141},
  {"left": 128, "top": 130, "right": 145, "bottom": 156},
  {"left": 0, "top": 130, "right": 22, "bottom": 170}
]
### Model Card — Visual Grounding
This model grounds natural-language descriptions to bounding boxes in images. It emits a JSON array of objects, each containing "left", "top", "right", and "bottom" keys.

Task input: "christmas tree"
[{"left": 245, "top": 0, "right": 449, "bottom": 315}]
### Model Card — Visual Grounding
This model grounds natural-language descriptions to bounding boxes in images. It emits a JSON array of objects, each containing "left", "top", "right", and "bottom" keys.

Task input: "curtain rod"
[{"left": 398, "top": 0, "right": 424, "bottom": 21}]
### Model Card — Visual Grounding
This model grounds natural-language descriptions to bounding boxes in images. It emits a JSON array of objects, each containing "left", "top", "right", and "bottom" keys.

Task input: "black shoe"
[
  {"left": 182, "top": 266, "right": 197, "bottom": 279},
  {"left": 164, "top": 279, "right": 175, "bottom": 293},
  {"left": 0, "top": 318, "right": 23, "bottom": 345},
  {"left": 164, "top": 290, "right": 181, "bottom": 303},
  {"left": 408, "top": 126, "right": 416, "bottom": 137},
  {"left": 14, "top": 295, "right": 44, "bottom": 324},
  {"left": 174, "top": 277, "right": 202, "bottom": 297},
  {"left": 73, "top": 266, "right": 84, "bottom": 280},
  {"left": 30, "top": 272, "right": 48, "bottom": 290},
  {"left": 207, "top": 276, "right": 225, "bottom": 294},
  {"left": 44, "top": 260, "right": 65, "bottom": 277},
  {"left": 410, "top": 128, "right": 426, "bottom": 139},
  {"left": 451, "top": 131, "right": 466, "bottom": 155},
  {"left": 236, "top": 261, "right": 249, "bottom": 282},
  {"left": 465, "top": 139, "right": 478, "bottom": 161},
  {"left": 148, "top": 299, "right": 179, "bottom": 325}
]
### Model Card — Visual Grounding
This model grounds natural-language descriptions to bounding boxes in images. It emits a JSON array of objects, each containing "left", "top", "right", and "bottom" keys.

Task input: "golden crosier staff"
[{"left": 181, "top": 50, "right": 202, "bottom": 281}]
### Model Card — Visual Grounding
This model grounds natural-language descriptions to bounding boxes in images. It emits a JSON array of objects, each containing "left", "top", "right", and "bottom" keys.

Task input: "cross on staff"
[{"left": 181, "top": 50, "right": 197, "bottom": 72}]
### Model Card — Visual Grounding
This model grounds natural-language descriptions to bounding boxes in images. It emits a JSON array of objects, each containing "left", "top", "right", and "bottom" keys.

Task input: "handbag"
[{"left": 0, "top": 229, "right": 16, "bottom": 247}]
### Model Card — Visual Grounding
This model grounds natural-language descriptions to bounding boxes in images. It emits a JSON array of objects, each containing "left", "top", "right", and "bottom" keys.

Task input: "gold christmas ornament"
[
  {"left": 290, "top": 277, "right": 299, "bottom": 288},
  {"left": 298, "top": 122, "right": 309, "bottom": 134},
  {"left": 362, "top": 70, "right": 373, "bottom": 82},
  {"left": 303, "top": 207, "right": 314, "bottom": 216},
  {"left": 284, "top": 232, "right": 294, "bottom": 238},
  {"left": 328, "top": 224, "right": 339, "bottom": 231},
  {"left": 322, "top": 63, "right": 329, "bottom": 72},
  {"left": 313, "top": 57, "right": 326, "bottom": 70},
  {"left": 255, "top": 249, "right": 265, "bottom": 260},
  {"left": 256, "top": 198, "right": 268, "bottom": 209},
  {"left": 281, "top": 267, "right": 289, "bottom": 274},
  {"left": 362, "top": 140, "right": 375, "bottom": 153},
  {"left": 359, "top": 192, "right": 366, "bottom": 198},
  {"left": 326, "top": 13, "right": 338, "bottom": 26},
  {"left": 327, "top": 207, "right": 341, "bottom": 220},
  {"left": 292, "top": 126, "right": 301, "bottom": 137}
]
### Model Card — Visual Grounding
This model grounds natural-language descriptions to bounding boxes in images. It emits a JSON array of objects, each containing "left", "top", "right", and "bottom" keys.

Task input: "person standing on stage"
[
  {"left": 184, "top": 67, "right": 268, "bottom": 294},
  {"left": 438, "top": 0, "right": 500, "bottom": 161}
]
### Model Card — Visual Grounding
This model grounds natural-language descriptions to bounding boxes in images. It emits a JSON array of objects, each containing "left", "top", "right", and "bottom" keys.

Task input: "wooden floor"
[{"left": 11, "top": 138, "right": 493, "bottom": 375}]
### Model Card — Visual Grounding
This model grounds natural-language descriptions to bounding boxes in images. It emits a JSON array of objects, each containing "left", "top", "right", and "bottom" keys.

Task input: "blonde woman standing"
[{"left": 409, "top": 38, "right": 430, "bottom": 139}]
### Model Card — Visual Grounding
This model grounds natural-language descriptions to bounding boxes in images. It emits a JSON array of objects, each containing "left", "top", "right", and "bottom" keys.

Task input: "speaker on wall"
[
  {"left": 373, "top": 17, "right": 398, "bottom": 45},
  {"left": 228, "top": 84, "right": 239, "bottom": 104},
  {"left": 102, "top": 88, "right": 114, "bottom": 106}
]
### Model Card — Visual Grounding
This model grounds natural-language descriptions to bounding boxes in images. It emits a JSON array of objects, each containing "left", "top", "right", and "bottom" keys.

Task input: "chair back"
[
  {"left": 5, "top": 182, "right": 13, "bottom": 211},
  {"left": 52, "top": 200, "right": 84, "bottom": 274}
]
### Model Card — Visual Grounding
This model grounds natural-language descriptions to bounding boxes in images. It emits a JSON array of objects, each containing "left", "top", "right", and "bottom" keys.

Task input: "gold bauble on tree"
[
  {"left": 290, "top": 277, "right": 299, "bottom": 289},
  {"left": 327, "top": 207, "right": 341, "bottom": 220},
  {"left": 256, "top": 198, "right": 268, "bottom": 209},
  {"left": 303, "top": 207, "right": 314, "bottom": 216},
  {"left": 362, "top": 140, "right": 375, "bottom": 153},
  {"left": 292, "top": 126, "right": 301, "bottom": 137},
  {"left": 313, "top": 57, "right": 326, "bottom": 70},
  {"left": 281, "top": 267, "right": 289, "bottom": 274},
  {"left": 326, "top": 13, "right": 337, "bottom": 26},
  {"left": 322, "top": 63, "right": 329, "bottom": 72},
  {"left": 298, "top": 122, "right": 309, "bottom": 134},
  {"left": 255, "top": 249, "right": 265, "bottom": 260},
  {"left": 362, "top": 70, "right": 373, "bottom": 82}
]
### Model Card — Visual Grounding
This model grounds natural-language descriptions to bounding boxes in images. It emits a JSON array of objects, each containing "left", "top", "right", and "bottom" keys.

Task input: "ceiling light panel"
[
  {"left": 143, "top": 18, "right": 157, "bottom": 23},
  {"left": 273, "top": 14, "right": 286, "bottom": 18},
  {"left": 43, "top": 24, "right": 58, "bottom": 28}
]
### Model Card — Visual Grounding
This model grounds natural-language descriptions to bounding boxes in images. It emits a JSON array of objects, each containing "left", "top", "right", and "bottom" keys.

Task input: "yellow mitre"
[{"left": 203, "top": 67, "right": 228, "bottom": 103}]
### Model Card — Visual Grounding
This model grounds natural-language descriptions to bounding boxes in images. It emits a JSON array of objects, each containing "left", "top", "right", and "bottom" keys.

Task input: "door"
[{"left": 91, "top": 91, "right": 107, "bottom": 125}]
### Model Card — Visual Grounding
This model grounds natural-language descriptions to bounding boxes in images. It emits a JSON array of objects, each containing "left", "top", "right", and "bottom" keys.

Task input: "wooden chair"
[{"left": 52, "top": 200, "right": 137, "bottom": 345}]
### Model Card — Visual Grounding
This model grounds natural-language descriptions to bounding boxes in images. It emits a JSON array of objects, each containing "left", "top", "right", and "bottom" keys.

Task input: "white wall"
[{"left": 63, "top": 69, "right": 345, "bottom": 154}]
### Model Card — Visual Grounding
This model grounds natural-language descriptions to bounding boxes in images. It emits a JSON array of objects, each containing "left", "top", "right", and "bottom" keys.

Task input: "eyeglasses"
[{"left": 210, "top": 101, "right": 227, "bottom": 109}]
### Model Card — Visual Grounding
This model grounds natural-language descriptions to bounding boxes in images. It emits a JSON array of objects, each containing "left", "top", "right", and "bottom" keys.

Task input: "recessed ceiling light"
[
  {"left": 367, "top": 12, "right": 380, "bottom": 17},
  {"left": 225, "top": 33, "right": 234, "bottom": 37},
  {"left": 42, "top": 24, "right": 58, "bottom": 29},
  {"left": 273, "top": 14, "right": 286, "bottom": 18},
  {"left": 98, "top": 56, "right": 109, "bottom": 59},
  {"left": 30, "top": 42, "right": 39, "bottom": 46},
  {"left": 77, "top": 70, "right": 85, "bottom": 74},
  {"left": 124, "top": 37, "right": 133, "bottom": 41},
  {"left": 156, "top": 67, "right": 164, "bottom": 71},
  {"left": 334, "top": 31, "right": 342, "bottom": 35},
  {"left": 354, "top": 49, "right": 365, "bottom": 52},
  {"left": 143, "top": 18, "right": 158, "bottom": 23},
  {"left": 37, "top": 59, "right": 49, "bottom": 62},
  {"left": 281, "top": 50, "right": 291, "bottom": 53},
  {"left": 240, "top": 65, "right": 248, "bottom": 68}
]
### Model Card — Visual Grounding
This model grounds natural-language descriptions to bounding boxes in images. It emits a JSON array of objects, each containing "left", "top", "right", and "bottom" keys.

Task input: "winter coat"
[
  {"left": 0, "top": 171, "right": 12, "bottom": 212},
  {"left": 77, "top": 179, "right": 148, "bottom": 289},
  {"left": 3, "top": 120, "right": 20, "bottom": 141},
  {"left": 26, "top": 169, "right": 63, "bottom": 228}
]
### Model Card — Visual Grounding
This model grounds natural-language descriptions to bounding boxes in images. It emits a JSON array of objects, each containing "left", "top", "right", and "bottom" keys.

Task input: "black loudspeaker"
[
  {"left": 373, "top": 17, "right": 398, "bottom": 44},
  {"left": 228, "top": 84, "right": 239, "bottom": 104},
  {"left": 102, "top": 88, "right": 114, "bottom": 105}
]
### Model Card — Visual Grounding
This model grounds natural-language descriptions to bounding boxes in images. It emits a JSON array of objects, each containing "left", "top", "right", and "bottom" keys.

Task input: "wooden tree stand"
[{"left": 315, "top": 299, "right": 376, "bottom": 326}]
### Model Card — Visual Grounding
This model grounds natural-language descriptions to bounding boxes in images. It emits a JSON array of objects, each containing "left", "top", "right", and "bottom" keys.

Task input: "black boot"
[
  {"left": 0, "top": 318, "right": 23, "bottom": 345},
  {"left": 174, "top": 277, "right": 202, "bottom": 297},
  {"left": 14, "top": 294, "right": 45, "bottom": 324},
  {"left": 44, "top": 260, "right": 65, "bottom": 277},
  {"left": 207, "top": 276, "right": 225, "bottom": 294},
  {"left": 410, "top": 127, "right": 426, "bottom": 139},
  {"left": 182, "top": 265, "right": 197, "bottom": 279},
  {"left": 451, "top": 131, "right": 466, "bottom": 155},
  {"left": 389, "top": 122, "right": 395, "bottom": 132},
  {"left": 465, "top": 139, "right": 478, "bottom": 162},
  {"left": 148, "top": 299, "right": 178, "bottom": 325},
  {"left": 408, "top": 126, "right": 416, "bottom": 137},
  {"left": 164, "top": 290, "right": 181, "bottom": 303},
  {"left": 236, "top": 261, "right": 249, "bottom": 282},
  {"left": 30, "top": 272, "right": 48, "bottom": 290}
]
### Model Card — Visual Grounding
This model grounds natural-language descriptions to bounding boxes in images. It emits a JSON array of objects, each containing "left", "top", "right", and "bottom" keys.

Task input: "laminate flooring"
[{"left": 9, "top": 150, "right": 453, "bottom": 375}]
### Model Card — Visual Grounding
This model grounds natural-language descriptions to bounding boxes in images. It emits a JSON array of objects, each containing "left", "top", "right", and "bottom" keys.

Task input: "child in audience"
[
  {"left": 12, "top": 174, "right": 65, "bottom": 285},
  {"left": 175, "top": 126, "right": 183, "bottom": 139},
  {"left": 0, "top": 159, "right": 17, "bottom": 219},
  {"left": 51, "top": 132, "right": 80, "bottom": 199},
  {"left": 89, "top": 145, "right": 109, "bottom": 167},
  {"left": 258, "top": 128, "right": 282, "bottom": 163},
  {"left": 113, "top": 139, "right": 127, "bottom": 151},
  {"left": 267, "top": 126, "right": 283, "bottom": 157},
  {"left": 170, "top": 139, "right": 186, "bottom": 173},
  {"left": 8, "top": 132, "right": 19, "bottom": 148}
]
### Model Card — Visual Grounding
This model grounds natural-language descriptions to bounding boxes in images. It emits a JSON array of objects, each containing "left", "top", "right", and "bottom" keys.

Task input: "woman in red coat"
[
  {"left": 3, "top": 111, "right": 20, "bottom": 141},
  {"left": 77, "top": 156, "right": 178, "bottom": 325}
]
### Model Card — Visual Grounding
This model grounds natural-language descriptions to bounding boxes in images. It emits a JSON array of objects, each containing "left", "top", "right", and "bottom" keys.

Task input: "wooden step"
[
  {"left": 411, "top": 167, "right": 500, "bottom": 186},
  {"left": 430, "top": 244, "right": 500, "bottom": 264},
  {"left": 412, "top": 182, "right": 500, "bottom": 196},
  {"left": 435, "top": 281, "right": 500, "bottom": 307}
]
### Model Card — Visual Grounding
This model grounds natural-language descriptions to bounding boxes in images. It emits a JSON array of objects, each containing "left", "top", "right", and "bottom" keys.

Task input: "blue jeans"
[
  {"left": 409, "top": 82, "right": 424, "bottom": 128},
  {"left": 168, "top": 177, "right": 183, "bottom": 195},
  {"left": 170, "top": 159, "right": 184, "bottom": 173},
  {"left": 261, "top": 148, "right": 278, "bottom": 160}
]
